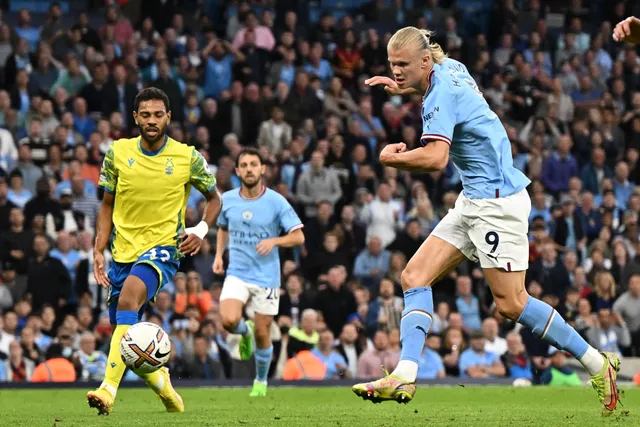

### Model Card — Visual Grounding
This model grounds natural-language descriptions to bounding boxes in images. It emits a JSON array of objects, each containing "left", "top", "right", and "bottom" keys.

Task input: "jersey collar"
[
  {"left": 239, "top": 185, "right": 267, "bottom": 200},
  {"left": 138, "top": 135, "right": 168, "bottom": 156}
]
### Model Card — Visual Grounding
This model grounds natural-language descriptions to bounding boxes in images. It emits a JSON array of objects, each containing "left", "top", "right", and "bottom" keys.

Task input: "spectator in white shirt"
[
  {"left": 483, "top": 317, "right": 508, "bottom": 356},
  {"left": 359, "top": 182, "right": 399, "bottom": 248}
]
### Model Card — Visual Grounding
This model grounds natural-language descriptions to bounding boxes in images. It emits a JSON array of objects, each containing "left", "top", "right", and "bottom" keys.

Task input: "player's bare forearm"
[
  {"left": 94, "top": 192, "right": 115, "bottom": 252},
  {"left": 215, "top": 228, "right": 229, "bottom": 259},
  {"left": 202, "top": 188, "right": 222, "bottom": 228},
  {"left": 274, "top": 228, "right": 305, "bottom": 248},
  {"left": 381, "top": 142, "right": 449, "bottom": 173}
]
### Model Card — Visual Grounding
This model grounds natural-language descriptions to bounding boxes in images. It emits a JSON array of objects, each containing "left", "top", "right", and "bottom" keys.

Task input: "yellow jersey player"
[{"left": 86, "top": 87, "right": 221, "bottom": 415}]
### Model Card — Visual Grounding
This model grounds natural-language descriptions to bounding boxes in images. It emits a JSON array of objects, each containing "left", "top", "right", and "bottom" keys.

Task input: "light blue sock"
[
  {"left": 517, "top": 296, "right": 589, "bottom": 358},
  {"left": 399, "top": 287, "right": 433, "bottom": 364},
  {"left": 255, "top": 345, "right": 273, "bottom": 383},
  {"left": 232, "top": 319, "right": 249, "bottom": 336},
  {"left": 115, "top": 310, "right": 138, "bottom": 326}
]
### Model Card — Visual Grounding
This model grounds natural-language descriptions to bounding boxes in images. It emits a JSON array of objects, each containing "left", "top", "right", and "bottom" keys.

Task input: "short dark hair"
[
  {"left": 235, "top": 147, "right": 263, "bottom": 167},
  {"left": 134, "top": 87, "right": 171, "bottom": 113}
]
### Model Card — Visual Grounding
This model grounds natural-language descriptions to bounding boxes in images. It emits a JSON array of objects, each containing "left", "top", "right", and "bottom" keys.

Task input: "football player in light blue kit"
[
  {"left": 213, "top": 147, "right": 304, "bottom": 397},
  {"left": 352, "top": 26, "right": 621, "bottom": 416}
]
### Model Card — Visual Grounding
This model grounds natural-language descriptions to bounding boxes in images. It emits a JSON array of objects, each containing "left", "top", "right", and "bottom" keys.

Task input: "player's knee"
[
  {"left": 116, "top": 297, "right": 140, "bottom": 312},
  {"left": 494, "top": 293, "right": 528, "bottom": 321},
  {"left": 400, "top": 268, "right": 427, "bottom": 291},
  {"left": 221, "top": 313, "right": 241, "bottom": 331}
]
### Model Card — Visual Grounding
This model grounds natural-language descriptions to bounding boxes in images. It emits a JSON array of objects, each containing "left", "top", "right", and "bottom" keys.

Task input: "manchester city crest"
[{"left": 242, "top": 210, "right": 253, "bottom": 221}]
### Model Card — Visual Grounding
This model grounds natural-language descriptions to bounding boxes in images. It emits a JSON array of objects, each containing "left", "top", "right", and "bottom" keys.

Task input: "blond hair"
[{"left": 387, "top": 27, "right": 448, "bottom": 65}]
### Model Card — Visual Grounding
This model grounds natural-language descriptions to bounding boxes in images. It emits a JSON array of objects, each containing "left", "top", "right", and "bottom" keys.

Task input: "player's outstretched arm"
[
  {"left": 94, "top": 191, "right": 114, "bottom": 288},
  {"left": 379, "top": 140, "right": 450, "bottom": 173},
  {"left": 180, "top": 187, "right": 222, "bottom": 256},
  {"left": 613, "top": 17, "right": 640, "bottom": 44},
  {"left": 365, "top": 76, "right": 422, "bottom": 96}
]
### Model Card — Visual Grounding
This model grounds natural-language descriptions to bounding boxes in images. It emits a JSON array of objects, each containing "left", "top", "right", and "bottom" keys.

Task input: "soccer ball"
[{"left": 120, "top": 322, "right": 171, "bottom": 374}]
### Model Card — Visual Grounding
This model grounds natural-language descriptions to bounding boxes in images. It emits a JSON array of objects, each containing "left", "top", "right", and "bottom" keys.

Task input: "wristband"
[{"left": 185, "top": 221, "right": 209, "bottom": 240}]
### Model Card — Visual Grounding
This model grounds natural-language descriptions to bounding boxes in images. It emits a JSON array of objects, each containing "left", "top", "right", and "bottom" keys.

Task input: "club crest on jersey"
[
  {"left": 128, "top": 158, "right": 135, "bottom": 166},
  {"left": 165, "top": 158, "right": 174, "bottom": 175},
  {"left": 242, "top": 210, "right": 253, "bottom": 221}
]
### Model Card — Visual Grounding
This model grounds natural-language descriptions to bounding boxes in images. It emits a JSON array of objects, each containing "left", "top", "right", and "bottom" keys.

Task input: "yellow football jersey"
[{"left": 98, "top": 136, "right": 217, "bottom": 263}]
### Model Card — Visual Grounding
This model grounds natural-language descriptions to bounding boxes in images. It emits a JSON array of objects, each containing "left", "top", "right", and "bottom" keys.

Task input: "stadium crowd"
[{"left": 1, "top": 0, "right": 640, "bottom": 385}]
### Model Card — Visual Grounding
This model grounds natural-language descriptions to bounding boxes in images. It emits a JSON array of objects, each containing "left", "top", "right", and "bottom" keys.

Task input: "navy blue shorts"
[{"left": 107, "top": 246, "right": 180, "bottom": 324}]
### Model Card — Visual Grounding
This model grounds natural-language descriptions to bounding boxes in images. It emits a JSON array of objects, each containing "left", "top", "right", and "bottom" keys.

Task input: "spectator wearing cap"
[
  {"left": 459, "top": 330, "right": 505, "bottom": 379},
  {"left": 580, "top": 147, "right": 613, "bottom": 196},
  {"left": 542, "top": 135, "right": 578, "bottom": 198},
  {"left": 0, "top": 177, "right": 16, "bottom": 231},
  {"left": 417, "top": 334, "right": 446, "bottom": 379}
]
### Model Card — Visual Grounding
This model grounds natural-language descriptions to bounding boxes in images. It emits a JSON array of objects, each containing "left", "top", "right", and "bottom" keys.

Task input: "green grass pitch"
[{"left": 0, "top": 386, "right": 637, "bottom": 427}]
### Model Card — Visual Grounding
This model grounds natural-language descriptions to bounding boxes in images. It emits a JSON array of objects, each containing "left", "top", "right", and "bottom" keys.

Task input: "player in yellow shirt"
[{"left": 86, "top": 87, "right": 221, "bottom": 415}]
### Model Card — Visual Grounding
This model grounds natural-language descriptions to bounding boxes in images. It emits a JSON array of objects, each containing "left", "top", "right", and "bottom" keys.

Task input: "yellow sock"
[
  {"left": 140, "top": 369, "right": 165, "bottom": 394},
  {"left": 101, "top": 324, "right": 130, "bottom": 395}
]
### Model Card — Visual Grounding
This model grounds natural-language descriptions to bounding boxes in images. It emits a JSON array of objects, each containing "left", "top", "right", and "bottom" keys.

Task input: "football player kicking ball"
[
  {"left": 351, "top": 26, "right": 621, "bottom": 416},
  {"left": 213, "top": 148, "right": 304, "bottom": 397},
  {"left": 88, "top": 88, "right": 221, "bottom": 415}
]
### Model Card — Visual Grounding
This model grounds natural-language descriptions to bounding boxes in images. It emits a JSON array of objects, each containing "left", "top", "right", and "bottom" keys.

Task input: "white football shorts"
[
  {"left": 220, "top": 275, "right": 280, "bottom": 316},
  {"left": 431, "top": 188, "right": 531, "bottom": 271}
]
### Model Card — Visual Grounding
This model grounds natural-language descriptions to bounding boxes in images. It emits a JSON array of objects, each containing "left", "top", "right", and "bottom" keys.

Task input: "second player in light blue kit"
[
  {"left": 214, "top": 147, "right": 304, "bottom": 397},
  {"left": 352, "top": 26, "right": 621, "bottom": 416}
]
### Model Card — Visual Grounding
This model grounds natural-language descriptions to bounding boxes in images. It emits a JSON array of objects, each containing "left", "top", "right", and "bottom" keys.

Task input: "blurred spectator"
[
  {"left": 356, "top": 330, "right": 399, "bottom": 378},
  {"left": 585, "top": 308, "right": 631, "bottom": 357},
  {"left": 613, "top": 273, "right": 640, "bottom": 355},
  {"left": 542, "top": 135, "right": 578, "bottom": 197},
  {"left": 455, "top": 275, "right": 482, "bottom": 332},
  {"left": 459, "top": 330, "right": 506, "bottom": 379},
  {"left": 359, "top": 182, "right": 399, "bottom": 248},
  {"left": 75, "top": 331, "right": 107, "bottom": 381},
  {"left": 287, "top": 308, "right": 319, "bottom": 358},
  {"left": 365, "top": 278, "right": 403, "bottom": 333},
  {"left": 296, "top": 151, "right": 342, "bottom": 219},
  {"left": 311, "top": 329, "right": 348, "bottom": 379},
  {"left": 540, "top": 347, "right": 582, "bottom": 386},
  {"left": 417, "top": 334, "right": 445, "bottom": 379},
  {"left": 353, "top": 236, "right": 391, "bottom": 289},
  {"left": 174, "top": 272, "right": 212, "bottom": 321},
  {"left": 26, "top": 234, "right": 71, "bottom": 313},
  {"left": 483, "top": 318, "right": 507, "bottom": 356},
  {"left": 315, "top": 267, "right": 356, "bottom": 337},
  {"left": 0, "top": 314, "right": 15, "bottom": 356},
  {"left": 501, "top": 331, "right": 533, "bottom": 381},
  {"left": 3, "top": 339, "right": 34, "bottom": 382},
  {"left": 336, "top": 323, "right": 364, "bottom": 379},
  {"left": 185, "top": 335, "right": 225, "bottom": 379}
]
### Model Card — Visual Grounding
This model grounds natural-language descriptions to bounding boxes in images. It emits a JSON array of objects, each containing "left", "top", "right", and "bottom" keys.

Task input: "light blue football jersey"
[
  {"left": 420, "top": 58, "right": 530, "bottom": 199},
  {"left": 217, "top": 187, "right": 303, "bottom": 288}
]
